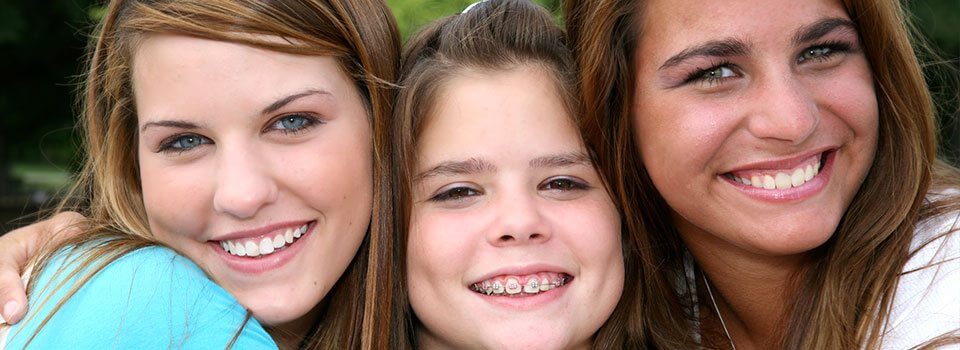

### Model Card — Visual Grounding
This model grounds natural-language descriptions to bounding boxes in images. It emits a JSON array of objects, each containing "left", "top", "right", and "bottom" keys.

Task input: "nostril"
[
  {"left": 529, "top": 233, "right": 543, "bottom": 240},
  {"left": 498, "top": 235, "right": 515, "bottom": 242}
]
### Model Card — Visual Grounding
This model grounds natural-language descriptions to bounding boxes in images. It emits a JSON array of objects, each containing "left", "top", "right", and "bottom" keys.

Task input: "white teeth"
[
  {"left": 791, "top": 168, "right": 805, "bottom": 187},
  {"left": 219, "top": 223, "right": 311, "bottom": 258},
  {"left": 775, "top": 172, "right": 791, "bottom": 189},
  {"left": 235, "top": 241, "right": 246, "bottom": 257},
  {"left": 523, "top": 279, "right": 540, "bottom": 294},
  {"left": 245, "top": 241, "right": 260, "bottom": 257},
  {"left": 491, "top": 280, "right": 505, "bottom": 294},
  {"left": 505, "top": 277, "right": 522, "bottom": 295},
  {"left": 763, "top": 175, "right": 776, "bottom": 189},
  {"left": 259, "top": 238, "right": 274, "bottom": 255},
  {"left": 733, "top": 157, "right": 823, "bottom": 191},
  {"left": 472, "top": 273, "right": 570, "bottom": 296},
  {"left": 273, "top": 234, "right": 285, "bottom": 249}
]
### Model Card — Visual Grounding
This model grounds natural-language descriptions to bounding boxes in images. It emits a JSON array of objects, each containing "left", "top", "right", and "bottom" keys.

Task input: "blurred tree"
[
  {"left": 909, "top": 0, "right": 960, "bottom": 163},
  {"left": 388, "top": 0, "right": 559, "bottom": 39},
  {"left": 0, "top": 0, "right": 98, "bottom": 194}
]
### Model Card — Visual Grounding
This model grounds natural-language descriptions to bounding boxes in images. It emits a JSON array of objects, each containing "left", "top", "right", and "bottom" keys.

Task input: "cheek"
[
  {"left": 823, "top": 65, "right": 879, "bottom": 144},
  {"left": 406, "top": 212, "right": 475, "bottom": 285},
  {"left": 632, "top": 91, "right": 736, "bottom": 187},
  {"left": 550, "top": 195, "right": 623, "bottom": 274},
  {"left": 138, "top": 156, "right": 210, "bottom": 241}
]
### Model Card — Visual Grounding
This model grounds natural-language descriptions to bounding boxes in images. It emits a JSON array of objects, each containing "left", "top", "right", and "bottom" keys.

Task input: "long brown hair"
[
  {"left": 17, "top": 0, "right": 401, "bottom": 349},
  {"left": 392, "top": 0, "right": 642, "bottom": 348},
  {"left": 565, "top": 0, "right": 960, "bottom": 348}
]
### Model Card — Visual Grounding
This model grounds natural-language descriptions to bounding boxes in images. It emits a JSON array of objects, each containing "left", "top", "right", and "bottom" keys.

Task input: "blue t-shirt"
[{"left": 3, "top": 245, "right": 277, "bottom": 349}]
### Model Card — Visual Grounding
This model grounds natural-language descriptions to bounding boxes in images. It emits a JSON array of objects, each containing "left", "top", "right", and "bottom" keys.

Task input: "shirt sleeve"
[{"left": 4, "top": 245, "right": 277, "bottom": 349}]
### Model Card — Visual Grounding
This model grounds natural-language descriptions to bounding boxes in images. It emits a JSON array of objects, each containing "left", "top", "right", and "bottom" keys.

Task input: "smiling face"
[
  {"left": 632, "top": 0, "right": 878, "bottom": 256},
  {"left": 134, "top": 35, "right": 372, "bottom": 328},
  {"left": 406, "top": 66, "right": 623, "bottom": 350}
]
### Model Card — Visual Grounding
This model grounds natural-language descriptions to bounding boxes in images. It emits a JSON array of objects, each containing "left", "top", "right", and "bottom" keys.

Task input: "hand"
[{"left": 0, "top": 211, "right": 85, "bottom": 325}]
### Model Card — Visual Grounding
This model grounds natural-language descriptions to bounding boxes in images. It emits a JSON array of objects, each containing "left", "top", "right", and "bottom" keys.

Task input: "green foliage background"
[{"left": 0, "top": 0, "right": 956, "bottom": 192}]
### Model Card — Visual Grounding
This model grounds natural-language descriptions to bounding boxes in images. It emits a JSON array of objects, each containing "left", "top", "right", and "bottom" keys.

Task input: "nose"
[
  {"left": 212, "top": 144, "right": 279, "bottom": 219},
  {"left": 487, "top": 191, "right": 551, "bottom": 246},
  {"left": 745, "top": 74, "right": 819, "bottom": 144}
]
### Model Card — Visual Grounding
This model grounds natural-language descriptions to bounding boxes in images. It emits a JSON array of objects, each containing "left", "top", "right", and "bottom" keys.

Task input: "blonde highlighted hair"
[{"left": 18, "top": 0, "right": 403, "bottom": 349}]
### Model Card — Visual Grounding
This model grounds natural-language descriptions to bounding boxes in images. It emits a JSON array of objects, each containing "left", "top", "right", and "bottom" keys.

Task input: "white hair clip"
[{"left": 462, "top": 0, "right": 490, "bottom": 14}]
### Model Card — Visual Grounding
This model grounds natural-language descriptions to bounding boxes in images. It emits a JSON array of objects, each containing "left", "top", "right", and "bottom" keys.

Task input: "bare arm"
[{"left": 0, "top": 211, "right": 84, "bottom": 325}]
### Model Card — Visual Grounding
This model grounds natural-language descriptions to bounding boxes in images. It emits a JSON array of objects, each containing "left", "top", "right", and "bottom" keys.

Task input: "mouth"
[
  {"left": 722, "top": 150, "right": 833, "bottom": 190},
  {"left": 469, "top": 272, "right": 573, "bottom": 297},
  {"left": 216, "top": 221, "right": 314, "bottom": 258}
]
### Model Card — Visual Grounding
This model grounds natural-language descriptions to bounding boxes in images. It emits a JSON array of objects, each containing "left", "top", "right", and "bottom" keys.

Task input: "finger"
[{"left": 0, "top": 211, "right": 85, "bottom": 324}]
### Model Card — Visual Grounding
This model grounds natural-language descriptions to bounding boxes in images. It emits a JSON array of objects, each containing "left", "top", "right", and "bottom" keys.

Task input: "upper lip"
[
  {"left": 210, "top": 220, "right": 312, "bottom": 242},
  {"left": 468, "top": 263, "right": 573, "bottom": 285},
  {"left": 721, "top": 146, "right": 835, "bottom": 174}
]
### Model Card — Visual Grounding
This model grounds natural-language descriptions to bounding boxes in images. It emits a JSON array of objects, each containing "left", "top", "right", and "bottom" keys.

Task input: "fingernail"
[{"left": 1, "top": 300, "right": 18, "bottom": 323}]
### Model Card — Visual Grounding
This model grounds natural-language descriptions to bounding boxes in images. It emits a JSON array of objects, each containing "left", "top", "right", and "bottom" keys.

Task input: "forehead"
[
  {"left": 131, "top": 34, "right": 354, "bottom": 124},
  {"left": 638, "top": 0, "right": 849, "bottom": 51},
  {"left": 416, "top": 66, "right": 582, "bottom": 163}
]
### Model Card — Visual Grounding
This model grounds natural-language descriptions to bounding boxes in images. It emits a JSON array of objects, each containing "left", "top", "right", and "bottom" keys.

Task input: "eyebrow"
[
  {"left": 140, "top": 120, "right": 201, "bottom": 132},
  {"left": 262, "top": 89, "right": 332, "bottom": 115},
  {"left": 416, "top": 157, "right": 497, "bottom": 181},
  {"left": 139, "top": 89, "right": 332, "bottom": 132},
  {"left": 792, "top": 18, "right": 857, "bottom": 45},
  {"left": 657, "top": 18, "right": 858, "bottom": 72},
  {"left": 529, "top": 152, "right": 592, "bottom": 168},
  {"left": 658, "top": 39, "right": 750, "bottom": 71}
]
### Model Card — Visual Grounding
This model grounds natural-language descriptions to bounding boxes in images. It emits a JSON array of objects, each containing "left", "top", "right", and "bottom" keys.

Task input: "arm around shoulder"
[{"left": 3, "top": 245, "right": 276, "bottom": 349}]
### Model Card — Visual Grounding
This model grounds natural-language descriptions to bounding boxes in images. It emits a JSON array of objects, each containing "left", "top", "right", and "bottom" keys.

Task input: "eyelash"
[
  {"left": 682, "top": 41, "right": 855, "bottom": 87},
  {"left": 155, "top": 114, "right": 323, "bottom": 154},
  {"left": 430, "top": 186, "right": 481, "bottom": 202},
  {"left": 265, "top": 113, "right": 323, "bottom": 136},
  {"left": 539, "top": 177, "right": 590, "bottom": 192},
  {"left": 428, "top": 177, "right": 590, "bottom": 203}
]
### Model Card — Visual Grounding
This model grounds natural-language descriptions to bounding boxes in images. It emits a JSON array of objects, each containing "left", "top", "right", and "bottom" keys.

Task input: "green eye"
[
  {"left": 704, "top": 66, "right": 735, "bottom": 79},
  {"left": 800, "top": 47, "right": 832, "bottom": 62}
]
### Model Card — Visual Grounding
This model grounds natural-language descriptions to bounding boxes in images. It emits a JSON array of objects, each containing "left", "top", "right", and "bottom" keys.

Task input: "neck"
[
  {"left": 678, "top": 219, "right": 809, "bottom": 349},
  {"left": 266, "top": 303, "right": 323, "bottom": 350}
]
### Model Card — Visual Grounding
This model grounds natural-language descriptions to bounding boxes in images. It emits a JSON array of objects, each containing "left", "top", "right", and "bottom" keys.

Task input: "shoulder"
[
  {"left": 5, "top": 245, "right": 276, "bottom": 349},
  {"left": 880, "top": 190, "right": 960, "bottom": 349}
]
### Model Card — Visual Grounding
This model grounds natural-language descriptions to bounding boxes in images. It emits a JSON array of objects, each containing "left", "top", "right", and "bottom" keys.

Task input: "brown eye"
[
  {"left": 540, "top": 177, "right": 588, "bottom": 192},
  {"left": 431, "top": 186, "right": 481, "bottom": 202}
]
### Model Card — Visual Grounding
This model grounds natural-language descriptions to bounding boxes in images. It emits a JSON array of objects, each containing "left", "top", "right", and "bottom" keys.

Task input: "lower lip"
[
  {"left": 209, "top": 222, "right": 314, "bottom": 274},
  {"left": 724, "top": 151, "right": 835, "bottom": 202},
  {"left": 472, "top": 279, "right": 572, "bottom": 310}
]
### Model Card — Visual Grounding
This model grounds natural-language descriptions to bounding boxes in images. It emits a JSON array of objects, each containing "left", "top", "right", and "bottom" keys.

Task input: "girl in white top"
[{"left": 564, "top": 0, "right": 960, "bottom": 348}]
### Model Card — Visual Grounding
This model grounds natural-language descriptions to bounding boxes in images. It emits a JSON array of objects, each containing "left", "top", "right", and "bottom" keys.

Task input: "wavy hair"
[
  {"left": 16, "top": 0, "right": 402, "bottom": 349},
  {"left": 564, "top": 0, "right": 960, "bottom": 348}
]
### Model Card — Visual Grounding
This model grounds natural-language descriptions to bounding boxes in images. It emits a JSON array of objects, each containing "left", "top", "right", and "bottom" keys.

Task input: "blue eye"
[
  {"left": 158, "top": 134, "right": 209, "bottom": 153},
  {"left": 430, "top": 186, "right": 481, "bottom": 202},
  {"left": 270, "top": 114, "right": 319, "bottom": 135}
]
